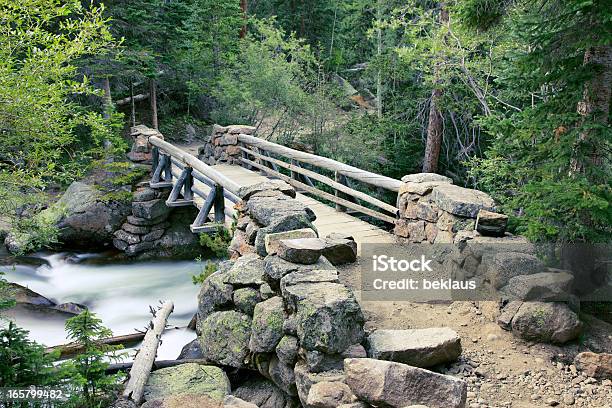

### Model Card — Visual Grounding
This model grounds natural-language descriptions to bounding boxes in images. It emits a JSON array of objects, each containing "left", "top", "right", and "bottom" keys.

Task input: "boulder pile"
[
  {"left": 185, "top": 181, "right": 468, "bottom": 408},
  {"left": 198, "top": 124, "right": 256, "bottom": 166},
  {"left": 395, "top": 173, "right": 506, "bottom": 243},
  {"left": 112, "top": 182, "right": 200, "bottom": 258},
  {"left": 128, "top": 125, "right": 162, "bottom": 163}
]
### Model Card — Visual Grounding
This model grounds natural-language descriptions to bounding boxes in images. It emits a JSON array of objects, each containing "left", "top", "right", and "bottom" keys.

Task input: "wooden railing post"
[
  {"left": 335, "top": 171, "right": 347, "bottom": 212},
  {"left": 213, "top": 184, "right": 225, "bottom": 224}
]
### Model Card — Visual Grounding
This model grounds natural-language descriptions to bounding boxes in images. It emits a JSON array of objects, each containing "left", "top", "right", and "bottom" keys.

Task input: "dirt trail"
[{"left": 337, "top": 257, "right": 612, "bottom": 408}]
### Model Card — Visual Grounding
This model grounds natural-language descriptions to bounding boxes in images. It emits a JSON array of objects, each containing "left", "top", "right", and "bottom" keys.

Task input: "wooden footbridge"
[{"left": 148, "top": 134, "right": 401, "bottom": 247}]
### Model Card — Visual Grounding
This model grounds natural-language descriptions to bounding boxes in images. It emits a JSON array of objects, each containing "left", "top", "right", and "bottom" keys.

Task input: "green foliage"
[
  {"left": 0, "top": 272, "right": 15, "bottom": 312},
  {"left": 61, "top": 310, "right": 124, "bottom": 408},
  {"left": 0, "top": 322, "right": 56, "bottom": 387},
  {"left": 199, "top": 227, "right": 232, "bottom": 258},
  {"left": 192, "top": 260, "right": 219, "bottom": 285},
  {"left": 467, "top": 0, "right": 612, "bottom": 242}
]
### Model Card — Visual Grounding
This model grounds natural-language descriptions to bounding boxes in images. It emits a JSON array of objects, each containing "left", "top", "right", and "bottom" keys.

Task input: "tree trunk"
[
  {"left": 570, "top": 44, "right": 612, "bottom": 174},
  {"left": 422, "top": 3, "right": 449, "bottom": 173},
  {"left": 150, "top": 79, "right": 158, "bottom": 130},
  {"left": 102, "top": 76, "right": 112, "bottom": 120},
  {"left": 240, "top": 0, "right": 248, "bottom": 38},
  {"left": 376, "top": 0, "right": 383, "bottom": 118},
  {"left": 121, "top": 301, "right": 173, "bottom": 404}
]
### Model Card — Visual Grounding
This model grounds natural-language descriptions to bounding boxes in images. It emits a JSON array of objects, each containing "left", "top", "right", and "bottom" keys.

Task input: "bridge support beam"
[{"left": 166, "top": 167, "right": 194, "bottom": 207}]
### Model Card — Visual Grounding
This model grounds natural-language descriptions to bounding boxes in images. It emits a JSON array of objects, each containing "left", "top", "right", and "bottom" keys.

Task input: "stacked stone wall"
[{"left": 198, "top": 124, "right": 256, "bottom": 166}]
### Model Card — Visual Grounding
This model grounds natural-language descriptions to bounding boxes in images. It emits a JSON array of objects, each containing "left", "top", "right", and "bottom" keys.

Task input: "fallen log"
[
  {"left": 121, "top": 300, "right": 174, "bottom": 404},
  {"left": 45, "top": 326, "right": 186, "bottom": 360},
  {"left": 106, "top": 358, "right": 209, "bottom": 375}
]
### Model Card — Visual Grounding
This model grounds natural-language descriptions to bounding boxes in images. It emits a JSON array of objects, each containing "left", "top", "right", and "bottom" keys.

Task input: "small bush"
[
  {"left": 199, "top": 227, "right": 232, "bottom": 258},
  {"left": 192, "top": 260, "right": 219, "bottom": 285}
]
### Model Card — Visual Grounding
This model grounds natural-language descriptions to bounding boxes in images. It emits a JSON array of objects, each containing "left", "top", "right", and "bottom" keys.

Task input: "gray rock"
[
  {"left": 278, "top": 238, "right": 327, "bottom": 264},
  {"left": 303, "top": 345, "right": 367, "bottom": 374},
  {"left": 573, "top": 351, "right": 612, "bottom": 380},
  {"left": 259, "top": 283, "right": 275, "bottom": 300},
  {"left": 263, "top": 255, "right": 335, "bottom": 289},
  {"left": 133, "top": 187, "right": 157, "bottom": 202},
  {"left": 344, "top": 358, "right": 467, "bottom": 408},
  {"left": 276, "top": 335, "right": 299, "bottom": 365},
  {"left": 511, "top": 302, "right": 582, "bottom": 344},
  {"left": 368, "top": 328, "right": 462, "bottom": 368},
  {"left": 177, "top": 339, "right": 203, "bottom": 360},
  {"left": 255, "top": 214, "right": 317, "bottom": 256},
  {"left": 400, "top": 181, "right": 451, "bottom": 196},
  {"left": 497, "top": 300, "right": 523, "bottom": 330},
  {"left": 280, "top": 269, "right": 340, "bottom": 300},
  {"left": 401, "top": 173, "right": 453, "bottom": 183},
  {"left": 199, "top": 311, "right": 252, "bottom": 367},
  {"left": 132, "top": 199, "right": 170, "bottom": 220},
  {"left": 114, "top": 229, "right": 140, "bottom": 245},
  {"left": 233, "top": 378, "right": 297, "bottom": 408},
  {"left": 475, "top": 209, "right": 508, "bottom": 236},
  {"left": 268, "top": 355, "right": 298, "bottom": 395},
  {"left": 223, "top": 254, "right": 265, "bottom": 287},
  {"left": 234, "top": 287, "right": 262, "bottom": 315},
  {"left": 122, "top": 222, "right": 151, "bottom": 235},
  {"left": 247, "top": 196, "right": 315, "bottom": 227},
  {"left": 249, "top": 296, "right": 285, "bottom": 353},
  {"left": 8, "top": 283, "right": 55, "bottom": 307},
  {"left": 127, "top": 214, "right": 168, "bottom": 226},
  {"left": 432, "top": 184, "right": 495, "bottom": 218},
  {"left": 53, "top": 302, "right": 86, "bottom": 315},
  {"left": 143, "top": 363, "right": 230, "bottom": 401},
  {"left": 502, "top": 271, "right": 574, "bottom": 301},
  {"left": 25, "top": 181, "right": 132, "bottom": 248},
  {"left": 227, "top": 125, "right": 256, "bottom": 134},
  {"left": 265, "top": 229, "right": 317, "bottom": 255},
  {"left": 306, "top": 381, "right": 356, "bottom": 408},
  {"left": 238, "top": 181, "right": 296, "bottom": 200},
  {"left": 294, "top": 361, "right": 345, "bottom": 408},
  {"left": 481, "top": 251, "right": 545, "bottom": 289},
  {"left": 196, "top": 269, "right": 233, "bottom": 326},
  {"left": 322, "top": 238, "right": 357, "bottom": 266},
  {"left": 245, "top": 222, "right": 261, "bottom": 245},
  {"left": 283, "top": 282, "right": 364, "bottom": 353},
  {"left": 223, "top": 395, "right": 259, "bottom": 408}
]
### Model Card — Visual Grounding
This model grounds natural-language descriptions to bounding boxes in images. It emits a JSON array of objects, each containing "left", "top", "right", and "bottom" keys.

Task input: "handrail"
[
  {"left": 237, "top": 134, "right": 402, "bottom": 192},
  {"left": 149, "top": 136, "right": 241, "bottom": 196}
]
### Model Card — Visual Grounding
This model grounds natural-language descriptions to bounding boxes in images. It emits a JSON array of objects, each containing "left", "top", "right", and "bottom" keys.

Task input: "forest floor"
[{"left": 337, "top": 257, "right": 612, "bottom": 408}]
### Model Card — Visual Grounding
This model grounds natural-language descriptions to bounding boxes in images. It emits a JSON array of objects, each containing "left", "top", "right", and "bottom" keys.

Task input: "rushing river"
[{"left": 0, "top": 252, "right": 202, "bottom": 361}]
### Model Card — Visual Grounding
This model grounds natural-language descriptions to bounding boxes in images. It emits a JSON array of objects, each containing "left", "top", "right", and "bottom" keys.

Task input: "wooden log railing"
[
  {"left": 237, "top": 134, "right": 401, "bottom": 224},
  {"left": 149, "top": 136, "right": 240, "bottom": 233}
]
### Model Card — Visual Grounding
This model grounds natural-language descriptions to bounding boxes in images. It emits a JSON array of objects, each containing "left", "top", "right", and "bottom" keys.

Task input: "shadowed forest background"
[{"left": 0, "top": 0, "right": 610, "bottom": 243}]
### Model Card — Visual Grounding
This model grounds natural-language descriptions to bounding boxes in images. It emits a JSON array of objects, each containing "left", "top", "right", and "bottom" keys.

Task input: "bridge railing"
[
  {"left": 236, "top": 134, "right": 401, "bottom": 224},
  {"left": 149, "top": 136, "right": 240, "bottom": 233}
]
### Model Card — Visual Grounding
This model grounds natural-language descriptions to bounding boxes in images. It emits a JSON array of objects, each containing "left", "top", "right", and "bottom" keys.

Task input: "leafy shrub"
[
  {"left": 192, "top": 260, "right": 219, "bottom": 285},
  {"left": 199, "top": 227, "right": 232, "bottom": 258}
]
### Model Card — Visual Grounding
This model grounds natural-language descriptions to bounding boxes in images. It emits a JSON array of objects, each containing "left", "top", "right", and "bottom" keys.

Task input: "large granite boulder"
[
  {"left": 223, "top": 254, "right": 265, "bottom": 287},
  {"left": 141, "top": 395, "right": 221, "bottom": 408},
  {"left": 196, "top": 266, "right": 234, "bottom": 327},
  {"left": 344, "top": 358, "right": 467, "bottom": 408},
  {"left": 511, "top": 302, "right": 582, "bottom": 344},
  {"left": 263, "top": 255, "right": 335, "bottom": 289},
  {"left": 143, "top": 363, "right": 230, "bottom": 401},
  {"left": 247, "top": 196, "right": 315, "bottom": 227},
  {"left": 306, "top": 381, "right": 357, "bottom": 408},
  {"left": 432, "top": 184, "right": 495, "bottom": 218},
  {"left": 6, "top": 181, "right": 131, "bottom": 252},
  {"left": 282, "top": 280, "right": 364, "bottom": 353},
  {"left": 199, "top": 311, "right": 252, "bottom": 367},
  {"left": 294, "top": 361, "right": 345, "bottom": 408},
  {"left": 238, "top": 181, "right": 296, "bottom": 200},
  {"left": 480, "top": 251, "right": 544, "bottom": 289},
  {"left": 502, "top": 270, "right": 574, "bottom": 301},
  {"left": 574, "top": 352, "right": 612, "bottom": 380},
  {"left": 278, "top": 238, "right": 326, "bottom": 264},
  {"left": 249, "top": 296, "right": 286, "bottom": 353},
  {"left": 367, "top": 327, "right": 462, "bottom": 368},
  {"left": 233, "top": 377, "right": 298, "bottom": 408},
  {"left": 255, "top": 214, "right": 317, "bottom": 256}
]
